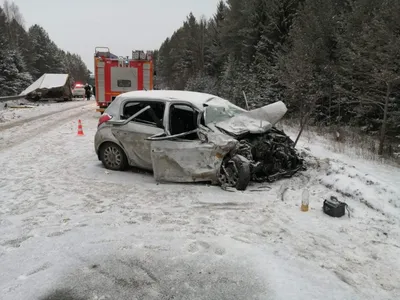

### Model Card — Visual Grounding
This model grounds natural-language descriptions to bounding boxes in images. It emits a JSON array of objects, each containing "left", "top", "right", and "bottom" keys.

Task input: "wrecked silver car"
[{"left": 94, "top": 90, "right": 303, "bottom": 190}]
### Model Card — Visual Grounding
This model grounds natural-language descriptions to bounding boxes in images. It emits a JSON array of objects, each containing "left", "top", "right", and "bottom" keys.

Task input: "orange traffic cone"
[{"left": 77, "top": 119, "right": 84, "bottom": 136}]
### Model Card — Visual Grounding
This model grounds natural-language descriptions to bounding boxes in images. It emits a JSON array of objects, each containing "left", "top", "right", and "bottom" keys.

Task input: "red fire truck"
[{"left": 93, "top": 47, "right": 154, "bottom": 113}]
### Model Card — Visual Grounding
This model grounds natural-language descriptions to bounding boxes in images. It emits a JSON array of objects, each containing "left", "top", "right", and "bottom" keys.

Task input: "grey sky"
[{"left": 13, "top": 0, "right": 221, "bottom": 71}]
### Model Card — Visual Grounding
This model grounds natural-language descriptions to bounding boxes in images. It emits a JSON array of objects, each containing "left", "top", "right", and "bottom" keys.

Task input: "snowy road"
[
  {"left": 0, "top": 101, "right": 92, "bottom": 150},
  {"left": 0, "top": 103, "right": 399, "bottom": 299}
]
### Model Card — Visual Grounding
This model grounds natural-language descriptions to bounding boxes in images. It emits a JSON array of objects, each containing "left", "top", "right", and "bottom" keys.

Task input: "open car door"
[{"left": 147, "top": 130, "right": 232, "bottom": 184}]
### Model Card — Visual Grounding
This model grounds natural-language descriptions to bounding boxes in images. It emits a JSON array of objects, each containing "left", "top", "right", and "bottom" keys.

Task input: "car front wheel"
[
  {"left": 219, "top": 155, "right": 251, "bottom": 191},
  {"left": 99, "top": 142, "right": 128, "bottom": 171}
]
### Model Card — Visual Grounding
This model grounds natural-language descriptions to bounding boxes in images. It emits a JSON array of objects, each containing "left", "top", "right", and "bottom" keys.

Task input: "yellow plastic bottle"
[{"left": 301, "top": 189, "right": 309, "bottom": 212}]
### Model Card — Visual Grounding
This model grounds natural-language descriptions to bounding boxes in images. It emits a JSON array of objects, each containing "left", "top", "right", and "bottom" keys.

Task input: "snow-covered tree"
[
  {"left": 0, "top": 5, "right": 31, "bottom": 96},
  {"left": 153, "top": 0, "right": 400, "bottom": 153},
  {"left": 0, "top": 2, "right": 90, "bottom": 94}
]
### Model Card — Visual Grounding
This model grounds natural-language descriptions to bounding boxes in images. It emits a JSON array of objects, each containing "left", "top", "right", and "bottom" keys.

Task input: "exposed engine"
[
  {"left": 239, "top": 127, "right": 305, "bottom": 182},
  {"left": 219, "top": 127, "right": 305, "bottom": 189}
]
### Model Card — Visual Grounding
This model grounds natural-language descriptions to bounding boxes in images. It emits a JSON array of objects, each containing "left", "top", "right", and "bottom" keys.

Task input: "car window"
[
  {"left": 169, "top": 103, "right": 198, "bottom": 140},
  {"left": 122, "top": 101, "right": 165, "bottom": 127}
]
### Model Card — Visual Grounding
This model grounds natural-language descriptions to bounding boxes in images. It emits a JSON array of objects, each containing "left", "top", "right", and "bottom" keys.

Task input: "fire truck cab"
[{"left": 94, "top": 47, "right": 154, "bottom": 113}]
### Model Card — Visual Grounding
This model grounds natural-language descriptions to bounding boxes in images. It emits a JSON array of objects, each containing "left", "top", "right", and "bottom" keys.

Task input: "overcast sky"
[{"left": 12, "top": 0, "right": 221, "bottom": 71}]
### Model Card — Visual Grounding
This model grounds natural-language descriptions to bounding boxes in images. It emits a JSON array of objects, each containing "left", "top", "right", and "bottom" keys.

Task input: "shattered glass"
[{"left": 204, "top": 101, "right": 245, "bottom": 124}]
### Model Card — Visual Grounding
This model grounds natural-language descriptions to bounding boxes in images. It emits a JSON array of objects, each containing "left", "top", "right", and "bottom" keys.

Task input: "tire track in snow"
[
  {"left": 0, "top": 103, "right": 94, "bottom": 151},
  {"left": 0, "top": 101, "right": 91, "bottom": 131}
]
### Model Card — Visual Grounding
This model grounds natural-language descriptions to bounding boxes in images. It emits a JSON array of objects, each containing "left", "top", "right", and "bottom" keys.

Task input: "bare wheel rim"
[
  {"left": 228, "top": 167, "right": 239, "bottom": 186},
  {"left": 103, "top": 146, "right": 122, "bottom": 168},
  {"left": 223, "top": 162, "right": 239, "bottom": 186}
]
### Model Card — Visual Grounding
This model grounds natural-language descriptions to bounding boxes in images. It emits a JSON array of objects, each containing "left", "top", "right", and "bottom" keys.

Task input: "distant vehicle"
[
  {"left": 72, "top": 83, "right": 86, "bottom": 98},
  {"left": 94, "top": 90, "right": 302, "bottom": 191},
  {"left": 93, "top": 47, "right": 154, "bottom": 114}
]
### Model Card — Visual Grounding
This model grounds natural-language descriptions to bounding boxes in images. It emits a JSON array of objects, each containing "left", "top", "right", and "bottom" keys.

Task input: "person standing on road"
[{"left": 84, "top": 83, "right": 91, "bottom": 100}]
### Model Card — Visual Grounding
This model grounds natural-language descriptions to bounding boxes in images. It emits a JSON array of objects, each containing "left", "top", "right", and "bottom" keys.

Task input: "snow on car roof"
[{"left": 115, "top": 90, "right": 229, "bottom": 110}]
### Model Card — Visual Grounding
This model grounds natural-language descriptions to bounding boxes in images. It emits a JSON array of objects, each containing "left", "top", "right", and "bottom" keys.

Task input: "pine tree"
[
  {"left": 336, "top": 0, "right": 400, "bottom": 154},
  {"left": 222, "top": 0, "right": 251, "bottom": 62},
  {"left": 277, "top": 0, "right": 339, "bottom": 117},
  {"left": 0, "top": 2, "right": 90, "bottom": 96},
  {"left": 245, "top": 0, "right": 302, "bottom": 107},
  {"left": 0, "top": 5, "right": 31, "bottom": 96},
  {"left": 156, "top": 37, "right": 173, "bottom": 89},
  {"left": 204, "top": 0, "right": 228, "bottom": 79}
]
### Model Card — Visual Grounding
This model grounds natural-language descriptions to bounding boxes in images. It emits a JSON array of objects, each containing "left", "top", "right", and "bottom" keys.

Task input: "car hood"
[{"left": 214, "top": 101, "right": 288, "bottom": 137}]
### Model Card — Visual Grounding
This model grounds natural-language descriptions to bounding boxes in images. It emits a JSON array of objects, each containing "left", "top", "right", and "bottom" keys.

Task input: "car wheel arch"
[{"left": 98, "top": 140, "right": 128, "bottom": 161}]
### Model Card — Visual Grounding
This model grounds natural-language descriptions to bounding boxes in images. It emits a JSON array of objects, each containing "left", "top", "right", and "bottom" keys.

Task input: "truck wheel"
[
  {"left": 221, "top": 155, "right": 251, "bottom": 191},
  {"left": 99, "top": 142, "right": 128, "bottom": 171}
]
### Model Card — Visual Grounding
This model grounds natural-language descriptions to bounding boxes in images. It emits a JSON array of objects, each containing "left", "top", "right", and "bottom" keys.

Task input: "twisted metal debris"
[{"left": 236, "top": 127, "right": 305, "bottom": 183}]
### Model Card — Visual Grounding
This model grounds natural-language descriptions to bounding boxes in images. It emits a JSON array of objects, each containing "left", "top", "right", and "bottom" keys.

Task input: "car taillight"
[{"left": 98, "top": 113, "right": 112, "bottom": 127}]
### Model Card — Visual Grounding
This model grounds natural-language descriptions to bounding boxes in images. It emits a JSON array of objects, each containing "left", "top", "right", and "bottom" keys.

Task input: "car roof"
[{"left": 115, "top": 90, "right": 226, "bottom": 110}]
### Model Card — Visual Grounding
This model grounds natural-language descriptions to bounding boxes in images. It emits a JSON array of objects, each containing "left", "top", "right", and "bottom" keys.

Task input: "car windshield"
[{"left": 204, "top": 98, "right": 246, "bottom": 124}]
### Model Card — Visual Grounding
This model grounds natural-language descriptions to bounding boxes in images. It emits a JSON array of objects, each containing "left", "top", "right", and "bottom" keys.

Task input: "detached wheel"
[
  {"left": 221, "top": 155, "right": 251, "bottom": 191},
  {"left": 99, "top": 142, "right": 128, "bottom": 171}
]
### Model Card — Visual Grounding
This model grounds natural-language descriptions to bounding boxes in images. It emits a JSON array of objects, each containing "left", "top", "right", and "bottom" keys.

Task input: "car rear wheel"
[{"left": 99, "top": 142, "right": 128, "bottom": 171}]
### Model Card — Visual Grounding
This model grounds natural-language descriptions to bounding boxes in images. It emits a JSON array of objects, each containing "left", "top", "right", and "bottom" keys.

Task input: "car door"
[
  {"left": 149, "top": 132, "right": 223, "bottom": 183},
  {"left": 147, "top": 102, "right": 235, "bottom": 183},
  {"left": 111, "top": 101, "right": 165, "bottom": 170}
]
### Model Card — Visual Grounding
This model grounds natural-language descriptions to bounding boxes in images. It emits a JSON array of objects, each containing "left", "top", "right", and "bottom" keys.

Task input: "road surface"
[{"left": 0, "top": 102, "right": 399, "bottom": 300}]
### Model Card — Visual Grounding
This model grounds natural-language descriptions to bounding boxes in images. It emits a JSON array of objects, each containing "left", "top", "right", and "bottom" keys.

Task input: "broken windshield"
[{"left": 204, "top": 98, "right": 246, "bottom": 125}]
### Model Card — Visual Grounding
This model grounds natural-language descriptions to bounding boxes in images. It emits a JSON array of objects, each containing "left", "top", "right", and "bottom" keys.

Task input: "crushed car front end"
[
  {"left": 201, "top": 100, "right": 305, "bottom": 190},
  {"left": 149, "top": 98, "right": 304, "bottom": 191}
]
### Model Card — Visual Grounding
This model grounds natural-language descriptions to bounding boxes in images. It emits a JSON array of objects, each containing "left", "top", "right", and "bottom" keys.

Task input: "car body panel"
[
  {"left": 111, "top": 122, "right": 163, "bottom": 170},
  {"left": 94, "top": 126, "right": 123, "bottom": 157},
  {"left": 94, "top": 104, "right": 157, "bottom": 161},
  {"left": 150, "top": 131, "right": 237, "bottom": 183}
]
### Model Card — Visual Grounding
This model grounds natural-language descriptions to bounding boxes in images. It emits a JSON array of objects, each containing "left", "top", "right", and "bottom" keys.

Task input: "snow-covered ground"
[
  {"left": 0, "top": 99, "right": 89, "bottom": 127},
  {"left": 0, "top": 103, "right": 399, "bottom": 299}
]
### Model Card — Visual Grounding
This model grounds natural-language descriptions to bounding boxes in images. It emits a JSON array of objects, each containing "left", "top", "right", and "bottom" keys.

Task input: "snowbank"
[{"left": 283, "top": 125, "right": 400, "bottom": 218}]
